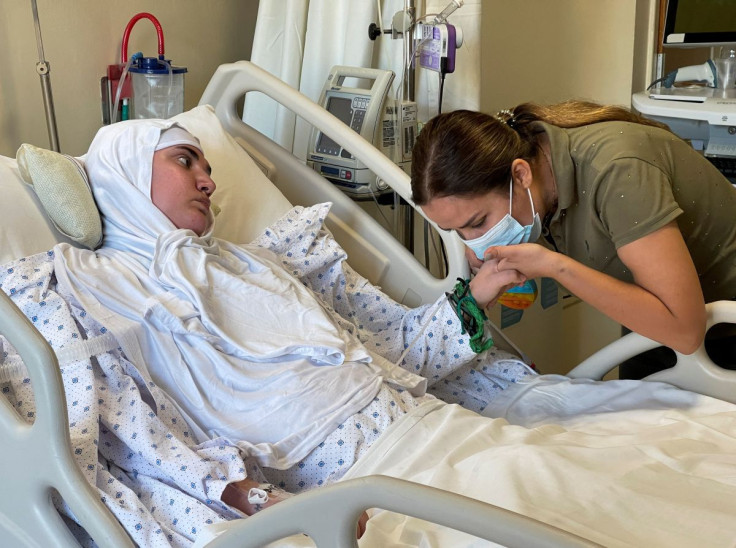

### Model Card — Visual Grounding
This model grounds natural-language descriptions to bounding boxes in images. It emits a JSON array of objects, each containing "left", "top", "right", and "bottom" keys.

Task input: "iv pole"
[{"left": 30, "top": 0, "right": 60, "bottom": 152}]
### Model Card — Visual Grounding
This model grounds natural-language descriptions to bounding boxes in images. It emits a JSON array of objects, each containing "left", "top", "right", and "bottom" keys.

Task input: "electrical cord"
[
  {"left": 438, "top": 57, "right": 449, "bottom": 114},
  {"left": 423, "top": 220, "right": 430, "bottom": 269},
  {"left": 647, "top": 72, "right": 677, "bottom": 90},
  {"left": 437, "top": 232, "right": 448, "bottom": 278},
  {"left": 368, "top": 183, "right": 395, "bottom": 232}
]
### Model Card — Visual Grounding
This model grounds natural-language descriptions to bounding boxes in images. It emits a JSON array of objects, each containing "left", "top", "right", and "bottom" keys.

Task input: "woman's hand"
[
  {"left": 468, "top": 257, "right": 527, "bottom": 309},
  {"left": 484, "top": 243, "right": 557, "bottom": 280}
]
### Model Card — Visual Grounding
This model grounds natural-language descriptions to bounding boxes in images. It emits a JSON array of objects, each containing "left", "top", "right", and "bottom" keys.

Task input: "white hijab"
[{"left": 52, "top": 119, "right": 416, "bottom": 468}]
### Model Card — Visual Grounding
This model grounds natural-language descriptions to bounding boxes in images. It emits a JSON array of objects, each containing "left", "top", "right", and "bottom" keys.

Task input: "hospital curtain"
[{"left": 243, "top": 0, "right": 482, "bottom": 159}]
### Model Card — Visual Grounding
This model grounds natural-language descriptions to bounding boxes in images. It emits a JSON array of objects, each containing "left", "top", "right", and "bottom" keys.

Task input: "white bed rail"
[
  {"left": 0, "top": 291, "right": 133, "bottom": 547},
  {"left": 199, "top": 60, "right": 469, "bottom": 307},
  {"left": 568, "top": 300, "right": 736, "bottom": 404},
  {"left": 198, "top": 475, "right": 600, "bottom": 548}
]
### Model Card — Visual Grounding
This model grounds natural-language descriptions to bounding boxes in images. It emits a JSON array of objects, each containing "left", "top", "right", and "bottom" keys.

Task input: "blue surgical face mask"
[{"left": 462, "top": 178, "right": 542, "bottom": 260}]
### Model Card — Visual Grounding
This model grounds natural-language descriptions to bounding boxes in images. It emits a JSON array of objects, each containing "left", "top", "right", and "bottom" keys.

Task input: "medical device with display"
[
  {"left": 635, "top": 1, "right": 736, "bottom": 182},
  {"left": 417, "top": 23, "right": 463, "bottom": 74},
  {"left": 663, "top": 0, "right": 736, "bottom": 48},
  {"left": 307, "top": 66, "right": 395, "bottom": 197}
]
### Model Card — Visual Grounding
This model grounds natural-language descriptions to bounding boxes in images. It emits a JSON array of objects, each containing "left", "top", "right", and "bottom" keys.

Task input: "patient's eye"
[{"left": 176, "top": 155, "right": 192, "bottom": 168}]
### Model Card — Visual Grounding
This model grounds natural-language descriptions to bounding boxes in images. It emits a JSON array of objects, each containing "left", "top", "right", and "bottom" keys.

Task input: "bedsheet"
[{"left": 344, "top": 378, "right": 736, "bottom": 548}]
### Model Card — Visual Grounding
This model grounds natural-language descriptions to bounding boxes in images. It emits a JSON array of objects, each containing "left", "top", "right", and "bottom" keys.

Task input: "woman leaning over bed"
[
  {"left": 412, "top": 103, "right": 736, "bottom": 378},
  {"left": 50, "top": 120, "right": 534, "bottom": 500}
]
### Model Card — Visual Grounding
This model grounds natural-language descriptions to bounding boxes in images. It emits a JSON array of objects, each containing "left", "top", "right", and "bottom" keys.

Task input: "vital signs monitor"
[{"left": 307, "top": 65, "right": 395, "bottom": 197}]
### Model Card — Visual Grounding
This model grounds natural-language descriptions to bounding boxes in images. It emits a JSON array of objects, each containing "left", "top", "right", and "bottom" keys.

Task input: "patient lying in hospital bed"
[
  {"left": 1, "top": 107, "right": 533, "bottom": 545},
  {"left": 3, "top": 64, "right": 736, "bottom": 547}
]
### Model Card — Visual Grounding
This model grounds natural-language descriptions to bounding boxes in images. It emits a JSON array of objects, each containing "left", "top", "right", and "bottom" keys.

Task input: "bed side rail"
[
  {"left": 0, "top": 291, "right": 133, "bottom": 547},
  {"left": 198, "top": 60, "right": 469, "bottom": 306},
  {"left": 197, "top": 475, "right": 600, "bottom": 548},
  {"left": 568, "top": 300, "right": 736, "bottom": 403}
]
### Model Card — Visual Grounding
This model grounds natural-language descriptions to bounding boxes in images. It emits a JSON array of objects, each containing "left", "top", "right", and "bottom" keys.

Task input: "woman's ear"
[{"left": 510, "top": 158, "right": 533, "bottom": 190}]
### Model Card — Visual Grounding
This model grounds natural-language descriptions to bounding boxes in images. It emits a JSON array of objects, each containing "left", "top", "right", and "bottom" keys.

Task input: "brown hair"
[{"left": 410, "top": 100, "right": 670, "bottom": 205}]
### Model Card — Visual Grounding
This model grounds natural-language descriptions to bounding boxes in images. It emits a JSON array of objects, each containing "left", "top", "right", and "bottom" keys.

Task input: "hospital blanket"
[{"left": 344, "top": 378, "right": 736, "bottom": 547}]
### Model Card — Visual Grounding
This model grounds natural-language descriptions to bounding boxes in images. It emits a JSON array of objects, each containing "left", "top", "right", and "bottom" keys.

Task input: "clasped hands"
[{"left": 467, "top": 243, "right": 550, "bottom": 309}]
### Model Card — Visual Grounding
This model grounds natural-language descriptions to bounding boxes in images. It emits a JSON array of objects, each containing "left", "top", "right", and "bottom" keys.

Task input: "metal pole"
[
  {"left": 402, "top": 0, "right": 415, "bottom": 253},
  {"left": 31, "top": 0, "right": 60, "bottom": 152},
  {"left": 403, "top": 0, "right": 416, "bottom": 102}
]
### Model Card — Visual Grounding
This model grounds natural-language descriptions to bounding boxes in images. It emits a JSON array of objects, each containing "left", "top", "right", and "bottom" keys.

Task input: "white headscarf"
[{"left": 52, "top": 119, "right": 392, "bottom": 468}]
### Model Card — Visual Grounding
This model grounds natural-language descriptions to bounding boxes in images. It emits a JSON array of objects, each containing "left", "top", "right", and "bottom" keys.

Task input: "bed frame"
[
  {"left": 1, "top": 60, "right": 735, "bottom": 547},
  {"left": 568, "top": 299, "right": 736, "bottom": 404},
  {"left": 199, "top": 61, "right": 467, "bottom": 309}
]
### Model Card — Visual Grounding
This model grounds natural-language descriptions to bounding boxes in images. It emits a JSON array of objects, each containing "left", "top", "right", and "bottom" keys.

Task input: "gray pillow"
[{"left": 16, "top": 144, "right": 102, "bottom": 249}]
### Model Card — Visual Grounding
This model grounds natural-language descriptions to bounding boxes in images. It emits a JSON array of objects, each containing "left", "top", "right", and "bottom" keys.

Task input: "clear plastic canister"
[
  {"left": 715, "top": 48, "right": 736, "bottom": 90},
  {"left": 129, "top": 57, "right": 187, "bottom": 119}
]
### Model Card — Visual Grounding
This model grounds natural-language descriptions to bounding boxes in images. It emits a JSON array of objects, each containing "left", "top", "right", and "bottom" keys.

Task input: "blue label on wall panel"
[
  {"left": 500, "top": 306, "right": 524, "bottom": 329},
  {"left": 540, "top": 277, "right": 559, "bottom": 309}
]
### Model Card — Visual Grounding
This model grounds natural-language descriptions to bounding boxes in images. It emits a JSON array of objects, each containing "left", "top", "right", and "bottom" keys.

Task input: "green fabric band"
[{"left": 446, "top": 278, "right": 494, "bottom": 354}]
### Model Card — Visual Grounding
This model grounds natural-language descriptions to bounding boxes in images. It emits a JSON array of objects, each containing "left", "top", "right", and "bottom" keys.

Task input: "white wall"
[
  {"left": 0, "top": 0, "right": 259, "bottom": 157},
  {"left": 480, "top": 0, "right": 653, "bottom": 110}
]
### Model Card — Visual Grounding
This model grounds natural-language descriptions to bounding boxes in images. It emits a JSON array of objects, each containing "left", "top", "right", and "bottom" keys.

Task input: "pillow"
[
  {"left": 172, "top": 105, "right": 292, "bottom": 243},
  {"left": 16, "top": 144, "right": 103, "bottom": 250},
  {"left": 0, "top": 155, "right": 75, "bottom": 265}
]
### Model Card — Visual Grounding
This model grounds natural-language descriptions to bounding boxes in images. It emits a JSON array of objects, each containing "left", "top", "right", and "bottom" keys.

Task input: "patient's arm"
[
  {"left": 252, "top": 205, "right": 499, "bottom": 385},
  {"left": 269, "top": 230, "right": 484, "bottom": 384}
]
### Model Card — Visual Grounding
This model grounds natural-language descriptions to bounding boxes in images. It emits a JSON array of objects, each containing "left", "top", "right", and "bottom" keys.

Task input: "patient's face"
[{"left": 151, "top": 145, "right": 215, "bottom": 235}]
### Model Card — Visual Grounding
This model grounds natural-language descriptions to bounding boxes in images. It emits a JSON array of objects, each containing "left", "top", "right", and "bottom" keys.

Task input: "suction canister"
[
  {"left": 128, "top": 56, "right": 187, "bottom": 119},
  {"left": 117, "top": 12, "right": 187, "bottom": 120}
]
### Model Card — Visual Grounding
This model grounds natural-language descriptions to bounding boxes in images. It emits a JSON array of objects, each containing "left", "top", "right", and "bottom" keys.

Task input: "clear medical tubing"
[
  {"left": 159, "top": 58, "right": 174, "bottom": 90},
  {"left": 112, "top": 53, "right": 139, "bottom": 123},
  {"left": 121, "top": 12, "right": 165, "bottom": 63},
  {"left": 433, "top": 0, "right": 464, "bottom": 24}
]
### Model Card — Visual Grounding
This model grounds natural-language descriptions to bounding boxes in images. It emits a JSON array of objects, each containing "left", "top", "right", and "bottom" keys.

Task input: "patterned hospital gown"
[
  {"left": 251, "top": 205, "right": 535, "bottom": 491},
  {"left": 0, "top": 252, "right": 251, "bottom": 547},
  {"left": 0, "top": 204, "right": 533, "bottom": 545}
]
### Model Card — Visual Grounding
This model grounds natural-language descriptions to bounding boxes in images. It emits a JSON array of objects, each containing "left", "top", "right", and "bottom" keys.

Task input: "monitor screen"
[
  {"left": 315, "top": 96, "right": 353, "bottom": 156},
  {"left": 663, "top": 0, "right": 736, "bottom": 47}
]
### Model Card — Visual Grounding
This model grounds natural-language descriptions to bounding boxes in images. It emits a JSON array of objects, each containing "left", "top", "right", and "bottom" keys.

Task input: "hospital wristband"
[{"left": 446, "top": 278, "right": 494, "bottom": 354}]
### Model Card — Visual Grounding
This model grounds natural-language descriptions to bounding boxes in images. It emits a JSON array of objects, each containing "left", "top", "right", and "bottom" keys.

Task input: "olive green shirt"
[{"left": 540, "top": 120, "right": 736, "bottom": 303}]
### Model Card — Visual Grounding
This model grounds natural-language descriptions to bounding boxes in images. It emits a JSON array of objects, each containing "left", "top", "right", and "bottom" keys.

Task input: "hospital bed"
[{"left": 1, "top": 60, "right": 736, "bottom": 547}]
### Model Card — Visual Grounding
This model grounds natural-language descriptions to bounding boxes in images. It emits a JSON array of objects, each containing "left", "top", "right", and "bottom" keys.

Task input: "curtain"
[{"left": 244, "top": 0, "right": 482, "bottom": 159}]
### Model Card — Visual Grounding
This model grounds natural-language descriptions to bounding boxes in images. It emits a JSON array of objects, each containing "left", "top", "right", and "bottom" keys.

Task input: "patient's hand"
[
  {"left": 469, "top": 258, "right": 526, "bottom": 309},
  {"left": 358, "top": 510, "right": 369, "bottom": 538},
  {"left": 221, "top": 478, "right": 293, "bottom": 516},
  {"left": 222, "top": 478, "right": 370, "bottom": 538},
  {"left": 465, "top": 246, "right": 483, "bottom": 275}
]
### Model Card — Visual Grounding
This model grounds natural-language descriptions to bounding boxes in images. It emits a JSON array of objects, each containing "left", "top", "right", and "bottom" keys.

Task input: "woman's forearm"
[{"left": 550, "top": 253, "right": 705, "bottom": 354}]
